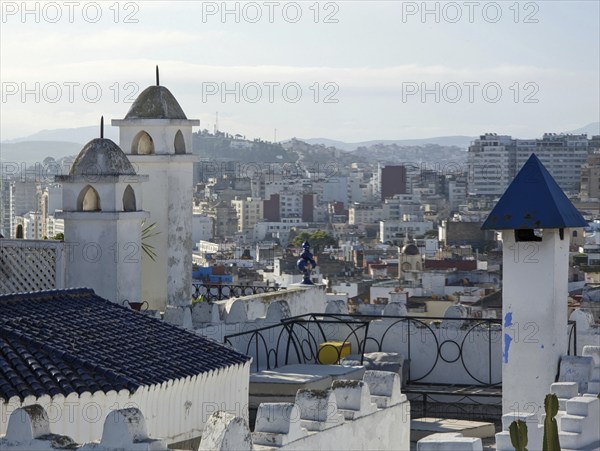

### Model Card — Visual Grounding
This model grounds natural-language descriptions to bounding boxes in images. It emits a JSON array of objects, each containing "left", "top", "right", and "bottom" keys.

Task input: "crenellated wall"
[
  {"left": 0, "top": 362, "right": 250, "bottom": 446},
  {"left": 1, "top": 370, "right": 410, "bottom": 451},
  {"left": 200, "top": 369, "right": 411, "bottom": 451}
]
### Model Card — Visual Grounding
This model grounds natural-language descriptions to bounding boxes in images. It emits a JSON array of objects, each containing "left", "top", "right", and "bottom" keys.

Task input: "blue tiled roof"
[
  {"left": 481, "top": 153, "right": 588, "bottom": 230},
  {"left": 0, "top": 289, "right": 251, "bottom": 402}
]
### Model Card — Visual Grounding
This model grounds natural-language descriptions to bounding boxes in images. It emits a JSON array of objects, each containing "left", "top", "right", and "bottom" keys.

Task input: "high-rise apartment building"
[
  {"left": 0, "top": 179, "right": 14, "bottom": 237},
  {"left": 468, "top": 133, "right": 589, "bottom": 196}
]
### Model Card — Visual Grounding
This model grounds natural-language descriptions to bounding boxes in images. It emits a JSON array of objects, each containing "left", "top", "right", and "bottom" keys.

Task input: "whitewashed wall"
[
  {"left": 216, "top": 284, "right": 327, "bottom": 321},
  {"left": 0, "top": 362, "right": 250, "bottom": 445}
]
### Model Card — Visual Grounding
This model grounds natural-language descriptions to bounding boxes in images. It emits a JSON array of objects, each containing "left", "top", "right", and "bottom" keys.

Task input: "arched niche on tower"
[
  {"left": 16, "top": 224, "right": 24, "bottom": 239},
  {"left": 131, "top": 131, "right": 155, "bottom": 155},
  {"left": 77, "top": 185, "right": 101, "bottom": 211},
  {"left": 123, "top": 185, "right": 136, "bottom": 211},
  {"left": 174, "top": 130, "right": 186, "bottom": 154}
]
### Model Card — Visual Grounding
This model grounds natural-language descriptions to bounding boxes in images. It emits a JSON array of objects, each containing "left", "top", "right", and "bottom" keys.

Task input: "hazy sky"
[{"left": 1, "top": 0, "right": 598, "bottom": 142}]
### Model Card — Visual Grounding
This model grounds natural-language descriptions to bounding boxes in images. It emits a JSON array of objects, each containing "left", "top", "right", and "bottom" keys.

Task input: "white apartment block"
[
  {"left": 348, "top": 171, "right": 375, "bottom": 203},
  {"left": 21, "top": 211, "right": 43, "bottom": 240},
  {"left": 515, "top": 134, "right": 588, "bottom": 193},
  {"left": 448, "top": 177, "right": 468, "bottom": 210},
  {"left": 0, "top": 179, "right": 14, "bottom": 238},
  {"left": 379, "top": 219, "right": 434, "bottom": 243},
  {"left": 253, "top": 218, "right": 307, "bottom": 245},
  {"left": 192, "top": 213, "right": 214, "bottom": 244},
  {"left": 468, "top": 134, "right": 515, "bottom": 196},
  {"left": 321, "top": 176, "right": 349, "bottom": 205},
  {"left": 349, "top": 203, "right": 384, "bottom": 225},
  {"left": 231, "top": 197, "right": 263, "bottom": 232},
  {"left": 279, "top": 192, "right": 304, "bottom": 218},
  {"left": 468, "top": 133, "right": 589, "bottom": 196},
  {"left": 264, "top": 179, "right": 308, "bottom": 198},
  {"left": 383, "top": 194, "right": 422, "bottom": 220},
  {"left": 46, "top": 215, "right": 64, "bottom": 238}
]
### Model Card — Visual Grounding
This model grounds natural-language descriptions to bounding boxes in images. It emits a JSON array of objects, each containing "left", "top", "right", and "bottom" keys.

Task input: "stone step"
[
  {"left": 559, "top": 431, "right": 585, "bottom": 450},
  {"left": 588, "top": 381, "right": 600, "bottom": 394},
  {"left": 494, "top": 431, "right": 513, "bottom": 451},
  {"left": 560, "top": 414, "right": 585, "bottom": 433},
  {"left": 417, "top": 432, "right": 483, "bottom": 451},
  {"left": 566, "top": 396, "right": 598, "bottom": 416},
  {"left": 410, "top": 418, "right": 495, "bottom": 442},
  {"left": 552, "top": 382, "right": 579, "bottom": 399}
]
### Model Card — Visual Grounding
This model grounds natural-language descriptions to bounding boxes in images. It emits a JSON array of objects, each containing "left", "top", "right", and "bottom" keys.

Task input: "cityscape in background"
[
  {"left": 1, "top": 1, "right": 599, "bottom": 450},
  {"left": 2, "top": 128, "right": 599, "bottom": 275}
]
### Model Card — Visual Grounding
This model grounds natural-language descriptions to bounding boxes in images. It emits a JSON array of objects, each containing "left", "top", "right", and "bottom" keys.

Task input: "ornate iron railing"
[
  {"left": 191, "top": 282, "right": 283, "bottom": 301},
  {"left": 224, "top": 313, "right": 504, "bottom": 387},
  {"left": 224, "top": 313, "right": 579, "bottom": 388}
]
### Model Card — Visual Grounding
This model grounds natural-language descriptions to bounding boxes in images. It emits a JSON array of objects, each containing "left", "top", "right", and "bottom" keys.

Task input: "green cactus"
[
  {"left": 542, "top": 393, "right": 561, "bottom": 451},
  {"left": 509, "top": 419, "right": 529, "bottom": 451}
]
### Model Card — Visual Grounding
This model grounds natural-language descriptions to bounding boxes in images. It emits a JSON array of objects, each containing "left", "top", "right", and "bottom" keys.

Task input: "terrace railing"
[
  {"left": 224, "top": 313, "right": 578, "bottom": 388},
  {"left": 0, "top": 239, "right": 65, "bottom": 294}
]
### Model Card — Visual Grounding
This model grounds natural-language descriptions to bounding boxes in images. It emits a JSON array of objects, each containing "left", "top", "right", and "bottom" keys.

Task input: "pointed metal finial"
[
  {"left": 100, "top": 116, "right": 104, "bottom": 139},
  {"left": 297, "top": 241, "right": 317, "bottom": 285},
  {"left": 156, "top": 65, "right": 159, "bottom": 86}
]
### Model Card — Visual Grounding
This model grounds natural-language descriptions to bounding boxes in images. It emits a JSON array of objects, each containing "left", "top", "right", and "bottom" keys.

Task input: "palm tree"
[{"left": 141, "top": 220, "right": 159, "bottom": 261}]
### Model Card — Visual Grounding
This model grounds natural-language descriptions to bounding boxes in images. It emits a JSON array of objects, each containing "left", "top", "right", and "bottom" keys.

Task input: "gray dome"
[
  {"left": 401, "top": 244, "right": 420, "bottom": 256},
  {"left": 124, "top": 85, "right": 187, "bottom": 120},
  {"left": 70, "top": 138, "right": 135, "bottom": 176}
]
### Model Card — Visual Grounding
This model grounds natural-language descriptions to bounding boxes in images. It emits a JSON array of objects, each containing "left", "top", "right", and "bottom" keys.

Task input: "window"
[
  {"left": 77, "top": 185, "right": 101, "bottom": 211},
  {"left": 131, "top": 131, "right": 155, "bottom": 155},
  {"left": 123, "top": 185, "right": 136, "bottom": 211},
  {"left": 174, "top": 130, "right": 186, "bottom": 154}
]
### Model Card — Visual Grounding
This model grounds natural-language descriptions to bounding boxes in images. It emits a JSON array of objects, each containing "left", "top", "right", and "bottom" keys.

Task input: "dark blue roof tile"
[
  {"left": 0, "top": 288, "right": 250, "bottom": 402},
  {"left": 482, "top": 153, "right": 588, "bottom": 230}
]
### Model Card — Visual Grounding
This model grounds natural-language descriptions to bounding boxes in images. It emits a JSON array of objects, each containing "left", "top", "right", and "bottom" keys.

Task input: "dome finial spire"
[
  {"left": 100, "top": 116, "right": 104, "bottom": 139},
  {"left": 156, "top": 65, "right": 159, "bottom": 86}
]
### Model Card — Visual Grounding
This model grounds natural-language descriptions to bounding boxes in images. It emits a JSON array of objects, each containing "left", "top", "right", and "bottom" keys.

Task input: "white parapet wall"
[
  {"left": 223, "top": 284, "right": 328, "bottom": 320},
  {"left": 201, "top": 370, "right": 411, "bottom": 451},
  {"left": 570, "top": 309, "right": 600, "bottom": 354},
  {"left": 0, "top": 406, "right": 168, "bottom": 451},
  {"left": 163, "top": 284, "right": 329, "bottom": 344},
  {"left": 0, "top": 362, "right": 250, "bottom": 446},
  {"left": 1, "top": 371, "right": 410, "bottom": 451}
]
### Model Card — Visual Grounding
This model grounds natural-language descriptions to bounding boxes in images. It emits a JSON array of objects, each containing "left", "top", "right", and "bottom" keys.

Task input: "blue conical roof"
[{"left": 481, "top": 153, "right": 587, "bottom": 230}]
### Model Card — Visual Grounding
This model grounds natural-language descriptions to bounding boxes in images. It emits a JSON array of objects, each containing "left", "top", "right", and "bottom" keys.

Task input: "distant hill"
[
  {"left": 564, "top": 122, "right": 600, "bottom": 136},
  {"left": 192, "top": 132, "right": 297, "bottom": 163},
  {"left": 2, "top": 122, "right": 598, "bottom": 166},
  {"left": 298, "top": 136, "right": 476, "bottom": 152},
  {"left": 4, "top": 125, "right": 119, "bottom": 145},
  {"left": 0, "top": 141, "right": 81, "bottom": 166}
]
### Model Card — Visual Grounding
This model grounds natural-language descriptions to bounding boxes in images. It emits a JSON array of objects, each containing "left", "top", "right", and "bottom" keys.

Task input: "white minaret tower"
[
  {"left": 482, "top": 153, "right": 587, "bottom": 417},
  {"left": 112, "top": 68, "right": 199, "bottom": 310},
  {"left": 56, "top": 118, "right": 149, "bottom": 304}
]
